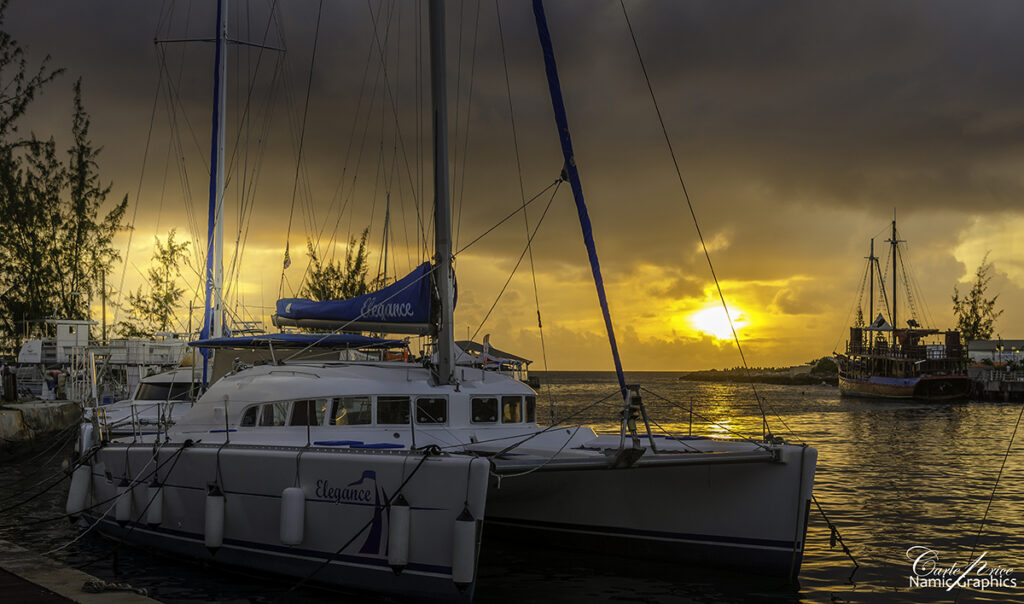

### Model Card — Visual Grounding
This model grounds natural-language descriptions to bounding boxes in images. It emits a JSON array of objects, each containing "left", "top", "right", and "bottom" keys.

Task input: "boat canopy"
[
  {"left": 866, "top": 314, "right": 893, "bottom": 332},
  {"left": 190, "top": 333, "right": 405, "bottom": 349},
  {"left": 455, "top": 339, "right": 531, "bottom": 366},
  {"left": 273, "top": 262, "right": 437, "bottom": 335}
]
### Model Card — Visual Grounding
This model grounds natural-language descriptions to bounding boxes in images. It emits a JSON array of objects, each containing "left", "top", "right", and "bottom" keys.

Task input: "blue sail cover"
[
  {"left": 190, "top": 333, "right": 404, "bottom": 349},
  {"left": 276, "top": 262, "right": 435, "bottom": 326}
]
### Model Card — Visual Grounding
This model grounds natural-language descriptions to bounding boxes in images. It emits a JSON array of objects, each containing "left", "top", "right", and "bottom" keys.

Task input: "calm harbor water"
[{"left": 2, "top": 370, "right": 1023, "bottom": 603}]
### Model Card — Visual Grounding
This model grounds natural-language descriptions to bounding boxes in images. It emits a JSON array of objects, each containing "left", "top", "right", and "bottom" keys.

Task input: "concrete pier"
[
  {"left": 0, "top": 539, "right": 159, "bottom": 603},
  {"left": 0, "top": 400, "right": 81, "bottom": 458},
  {"left": 968, "top": 367, "right": 1024, "bottom": 401}
]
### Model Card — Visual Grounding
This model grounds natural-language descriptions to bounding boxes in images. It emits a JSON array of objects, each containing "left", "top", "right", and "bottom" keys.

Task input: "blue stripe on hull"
[{"left": 484, "top": 516, "right": 803, "bottom": 580}]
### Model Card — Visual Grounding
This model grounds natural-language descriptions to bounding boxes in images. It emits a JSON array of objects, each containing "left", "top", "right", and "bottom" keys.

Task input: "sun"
[{"left": 689, "top": 305, "right": 748, "bottom": 341}]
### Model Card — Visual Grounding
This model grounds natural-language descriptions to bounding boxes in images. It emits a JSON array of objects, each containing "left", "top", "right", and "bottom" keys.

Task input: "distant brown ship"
[{"left": 834, "top": 219, "right": 971, "bottom": 400}]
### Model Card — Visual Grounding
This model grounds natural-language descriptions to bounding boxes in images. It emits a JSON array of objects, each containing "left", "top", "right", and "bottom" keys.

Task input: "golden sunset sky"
[{"left": 9, "top": 1, "right": 1024, "bottom": 370}]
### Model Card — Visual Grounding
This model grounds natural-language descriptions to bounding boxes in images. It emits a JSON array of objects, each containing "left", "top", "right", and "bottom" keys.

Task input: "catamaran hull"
[
  {"left": 85, "top": 444, "right": 489, "bottom": 602},
  {"left": 838, "top": 375, "right": 971, "bottom": 400},
  {"left": 485, "top": 444, "right": 817, "bottom": 581}
]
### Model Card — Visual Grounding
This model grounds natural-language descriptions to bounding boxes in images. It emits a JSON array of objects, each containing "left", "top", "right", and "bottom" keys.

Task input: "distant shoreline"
[
  {"left": 530, "top": 369, "right": 840, "bottom": 386},
  {"left": 677, "top": 370, "right": 838, "bottom": 386}
]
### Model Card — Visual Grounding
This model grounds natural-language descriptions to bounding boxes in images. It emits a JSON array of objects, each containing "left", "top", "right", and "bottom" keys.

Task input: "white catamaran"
[{"left": 67, "top": 2, "right": 817, "bottom": 601}]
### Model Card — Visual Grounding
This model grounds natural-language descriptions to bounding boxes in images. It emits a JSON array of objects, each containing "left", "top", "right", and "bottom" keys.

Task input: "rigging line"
[
  {"left": 830, "top": 259, "right": 870, "bottom": 355},
  {"left": 159, "top": 45, "right": 211, "bottom": 177},
  {"left": 642, "top": 413, "right": 707, "bottom": 453},
  {"left": 898, "top": 249, "right": 921, "bottom": 325},
  {"left": 959, "top": 403, "right": 1024, "bottom": 604},
  {"left": 307, "top": 1, "right": 393, "bottom": 278},
  {"left": 637, "top": 387, "right": 772, "bottom": 450},
  {"left": 876, "top": 253, "right": 892, "bottom": 323},
  {"left": 161, "top": 68, "right": 205, "bottom": 299},
  {"left": 313, "top": 2, "right": 382, "bottom": 257},
  {"left": 619, "top": 1, "right": 770, "bottom": 431},
  {"left": 496, "top": 0, "right": 552, "bottom": 389},
  {"left": 223, "top": 0, "right": 283, "bottom": 298},
  {"left": 222, "top": 0, "right": 280, "bottom": 190},
  {"left": 362, "top": 0, "right": 429, "bottom": 259},
  {"left": 320, "top": 64, "right": 382, "bottom": 264},
  {"left": 374, "top": 7, "right": 402, "bottom": 287},
  {"left": 452, "top": 0, "right": 482, "bottom": 252},
  {"left": 278, "top": 0, "right": 327, "bottom": 299},
  {"left": 74, "top": 442, "right": 194, "bottom": 571},
  {"left": 900, "top": 240, "right": 935, "bottom": 328},
  {"left": 111, "top": 42, "right": 167, "bottom": 323},
  {"left": 470, "top": 182, "right": 561, "bottom": 343},
  {"left": 362, "top": 2, "right": 401, "bottom": 269},
  {"left": 494, "top": 426, "right": 583, "bottom": 479},
  {"left": 158, "top": 43, "right": 205, "bottom": 269},
  {"left": 450, "top": 0, "right": 466, "bottom": 248},
  {"left": 455, "top": 179, "right": 560, "bottom": 256},
  {"left": 229, "top": 54, "right": 285, "bottom": 286},
  {"left": 812, "top": 495, "right": 860, "bottom": 571},
  {"left": 904, "top": 246, "right": 934, "bottom": 329}
]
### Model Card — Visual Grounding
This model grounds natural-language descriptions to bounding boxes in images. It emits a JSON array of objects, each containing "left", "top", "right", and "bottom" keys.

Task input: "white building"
[{"left": 967, "top": 339, "right": 1024, "bottom": 364}]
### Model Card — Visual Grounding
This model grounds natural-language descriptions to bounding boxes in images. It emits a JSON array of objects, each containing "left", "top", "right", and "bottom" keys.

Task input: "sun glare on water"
[{"left": 689, "top": 305, "right": 748, "bottom": 341}]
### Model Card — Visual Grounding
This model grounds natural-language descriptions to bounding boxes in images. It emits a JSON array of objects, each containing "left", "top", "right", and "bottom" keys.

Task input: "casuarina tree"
[{"left": 952, "top": 252, "right": 1003, "bottom": 342}]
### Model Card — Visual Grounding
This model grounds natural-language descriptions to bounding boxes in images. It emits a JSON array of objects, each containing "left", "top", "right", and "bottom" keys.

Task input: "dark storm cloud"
[
  {"left": 16, "top": 0, "right": 1024, "bottom": 238},
  {"left": 7, "top": 1, "right": 1024, "bottom": 368}
]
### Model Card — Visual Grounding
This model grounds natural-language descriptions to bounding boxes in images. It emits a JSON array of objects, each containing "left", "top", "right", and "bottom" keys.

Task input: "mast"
[
  {"left": 886, "top": 217, "right": 899, "bottom": 331},
  {"left": 429, "top": 0, "right": 455, "bottom": 385},
  {"left": 201, "top": 0, "right": 228, "bottom": 384},
  {"left": 532, "top": 0, "right": 628, "bottom": 403},
  {"left": 867, "top": 238, "right": 874, "bottom": 327}
]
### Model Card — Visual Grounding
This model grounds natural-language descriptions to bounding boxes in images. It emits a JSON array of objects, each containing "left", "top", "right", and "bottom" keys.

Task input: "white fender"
[
  {"left": 115, "top": 478, "right": 132, "bottom": 524},
  {"left": 78, "top": 423, "right": 94, "bottom": 455},
  {"left": 65, "top": 464, "right": 91, "bottom": 517},
  {"left": 279, "top": 487, "right": 305, "bottom": 546},
  {"left": 147, "top": 481, "right": 163, "bottom": 526},
  {"left": 451, "top": 506, "right": 478, "bottom": 587},
  {"left": 388, "top": 494, "right": 411, "bottom": 573},
  {"left": 205, "top": 484, "right": 225, "bottom": 550}
]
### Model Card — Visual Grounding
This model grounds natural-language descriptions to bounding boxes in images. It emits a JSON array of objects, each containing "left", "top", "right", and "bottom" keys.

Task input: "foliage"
[
  {"left": 0, "top": 15, "right": 126, "bottom": 343},
  {"left": 300, "top": 229, "right": 370, "bottom": 301},
  {"left": 811, "top": 357, "right": 838, "bottom": 375},
  {"left": 117, "top": 229, "right": 190, "bottom": 337},
  {"left": 952, "top": 253, "right": 1003, "bottom": 342}
]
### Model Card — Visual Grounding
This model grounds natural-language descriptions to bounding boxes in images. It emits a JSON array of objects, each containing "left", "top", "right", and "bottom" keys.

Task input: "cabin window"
[
  {"left": 416, "top": 398, "right": 447, "bottom": 424},
  {"left": 471, "top": 398, "right": 498, "bottom": 423},
  {"left": 331, "top": 396, "right": 372, "bottom": 426},
  {"left": 377, "top": 396, "right": 410, "bottom": 424},
  {"left": 290, "top": 399, "right": 326, "bottom": 426},
  {"left": 259, "top": 402, "right": 289, "bottom": 427},
  {"left": 240, "top": 405, "right": 258, "bottom": 427},
  {"left": 502, "top": 396, "right": 522, "bottom": 423},
  {"left": 137, "top": 382, "right": 194, "bottom": 402},
  {"left": 525, "top": 396, "right": 536, "bottom": 423}
]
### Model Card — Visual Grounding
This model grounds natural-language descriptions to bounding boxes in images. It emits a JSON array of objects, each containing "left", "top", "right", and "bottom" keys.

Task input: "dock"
[
  {"left": 0, "top": 539, "right": 158, "bottom": 603},
  {"left": 0, "top": 400, "right": 81, "bottom": 459},
  {"left": 969, "top": 367, "right": 1024, "bottom": 401}
]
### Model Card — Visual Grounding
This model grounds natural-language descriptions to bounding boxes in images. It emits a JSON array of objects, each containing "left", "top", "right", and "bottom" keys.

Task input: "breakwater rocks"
[
  {"left": 678, "top": 370, "right": 839, "bottom": 387},
  {"left": 0, "top": 401, "right": 81, "bottom": 459}
]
